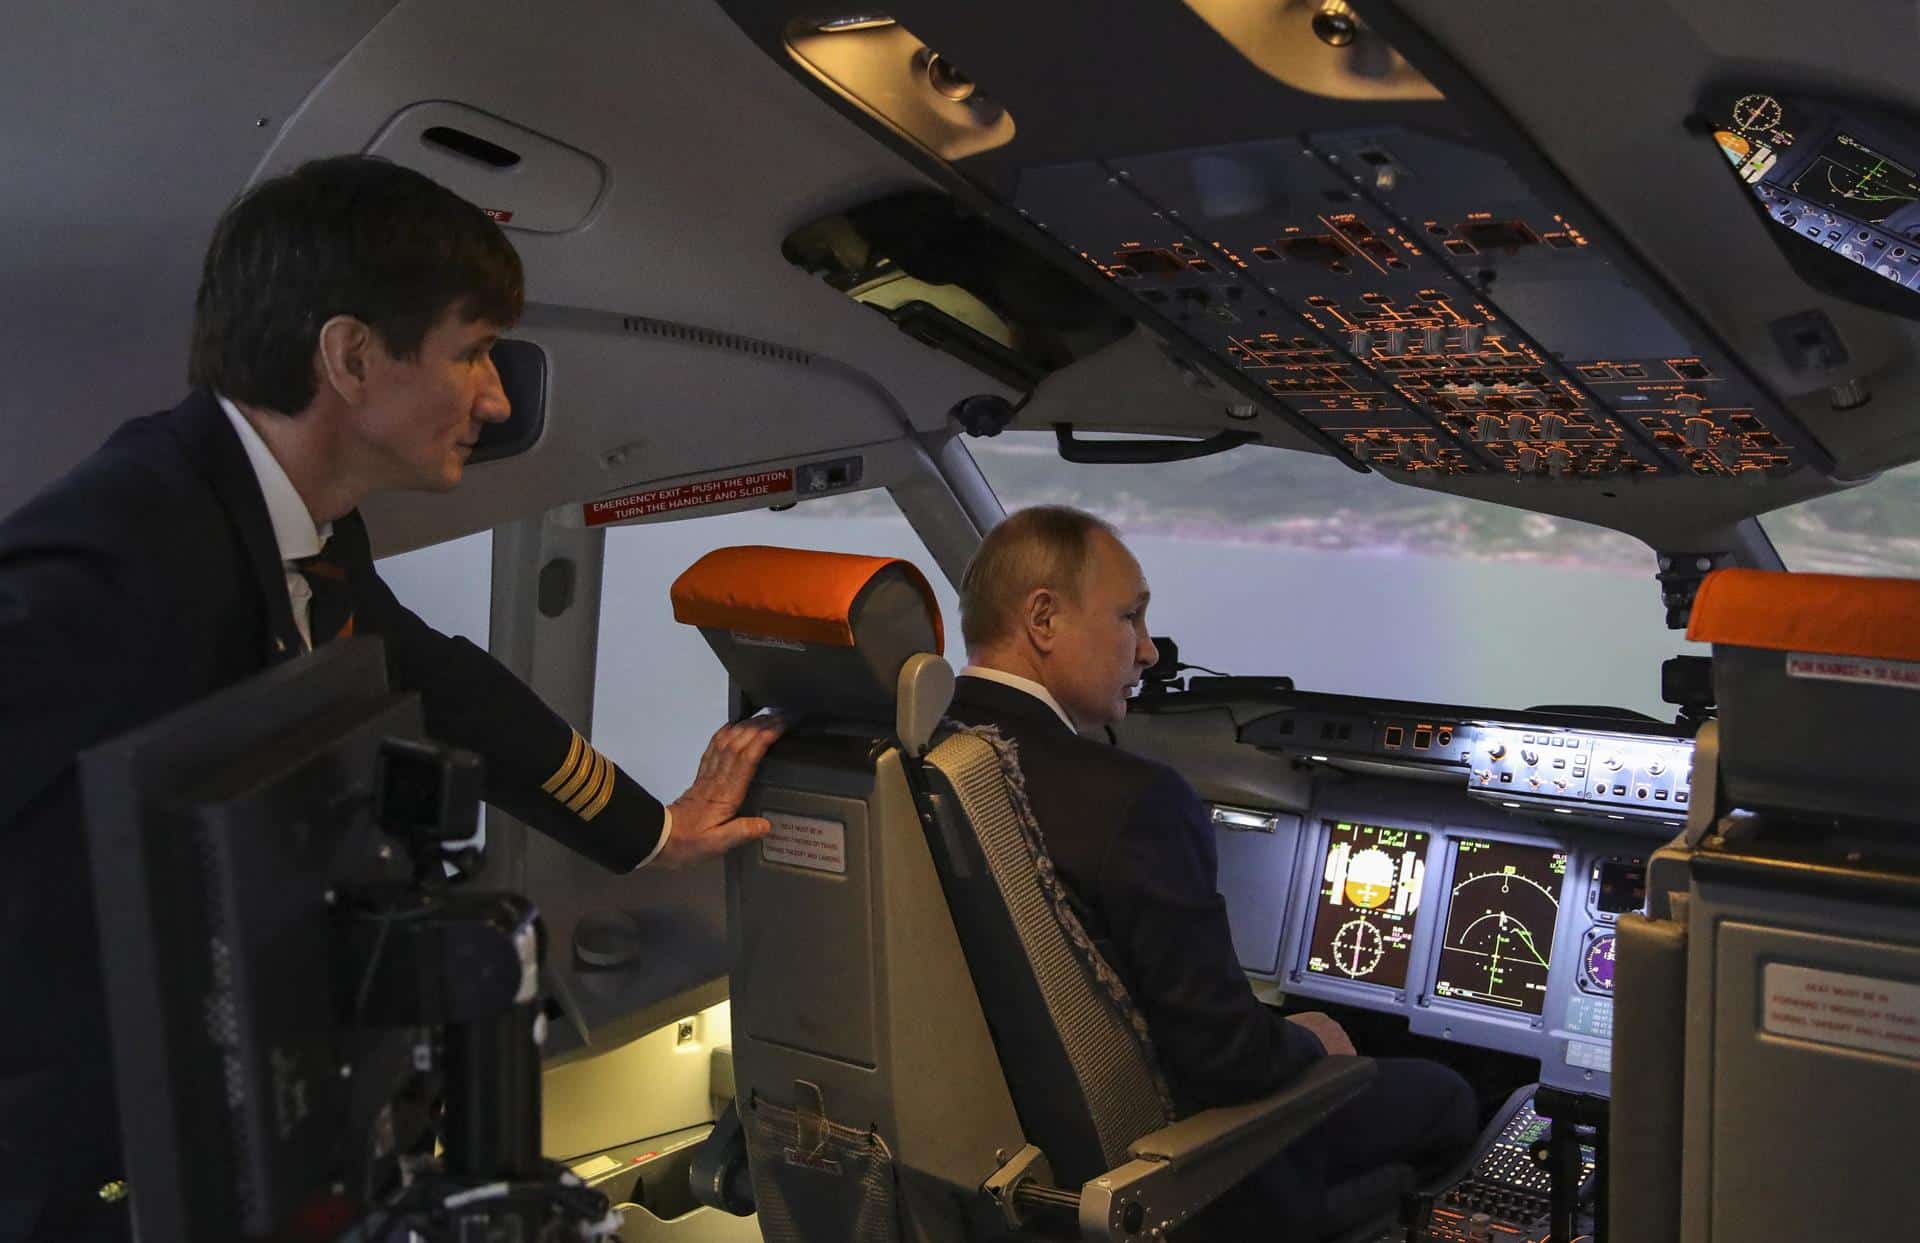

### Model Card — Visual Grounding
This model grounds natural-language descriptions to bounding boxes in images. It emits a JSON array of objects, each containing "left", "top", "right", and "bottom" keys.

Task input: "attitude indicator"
[{"left": 1306, "top": 821, "right": 1427, "bottom": 987}]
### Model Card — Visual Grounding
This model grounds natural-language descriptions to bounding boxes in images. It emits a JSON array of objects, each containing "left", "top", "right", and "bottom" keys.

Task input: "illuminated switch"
[
  {"left": 1461, "top": 324, "right": 1486, "bottom": 352},
  {"left": 1384, "top": 327, "right": 1409, "bottom": 355},
  {"left": 1349, "top": 330, "right": 1374, "bottom": 356},
  {"left": 1422, "top": 327, "right": 1446, "bottom": 354}
]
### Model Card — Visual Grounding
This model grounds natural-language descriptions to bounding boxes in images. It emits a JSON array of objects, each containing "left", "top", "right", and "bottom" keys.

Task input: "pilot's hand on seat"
[
  {"left": 1286, "top": 1011, "right": 1358, "bottom": 1057},
  {"left": 657, "top": 714, "right": 788, "bottom": 869}
]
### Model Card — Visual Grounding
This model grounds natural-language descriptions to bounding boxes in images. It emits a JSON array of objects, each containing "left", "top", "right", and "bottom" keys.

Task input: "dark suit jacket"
[
  {"left": 0, "top": 389, "right": 664, "bottom": 1236},
  {"left": 945, "top": 675, "right": 1323, "bottom": 1117}
]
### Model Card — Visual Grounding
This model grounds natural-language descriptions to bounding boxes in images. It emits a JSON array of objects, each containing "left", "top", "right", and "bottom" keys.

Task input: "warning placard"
[
  {"left": 582, "top": 469, "right": 794, "bottom": 526},
  {"left": 1762, "top": 963, "right": 1920, "bottom": 1062},
  {"left": 1786, "top": 651, "right": 1920, "bottom": 692},
  {"left": 761, "top": 812, "right": 847, "bottom": 875}
]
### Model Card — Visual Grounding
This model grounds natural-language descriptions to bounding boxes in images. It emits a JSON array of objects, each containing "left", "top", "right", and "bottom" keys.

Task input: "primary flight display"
[{"left": 1305, "top": 820, "right": 1428, "bottom": 988}]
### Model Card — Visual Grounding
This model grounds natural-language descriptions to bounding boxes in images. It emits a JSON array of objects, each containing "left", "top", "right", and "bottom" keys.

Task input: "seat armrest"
[{"left": 1079, "top": 1057, "right": 1376, "bottom": 1240}]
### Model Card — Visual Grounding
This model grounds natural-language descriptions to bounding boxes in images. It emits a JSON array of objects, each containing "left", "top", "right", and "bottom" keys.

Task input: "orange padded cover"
[
  {"left": 670, "top": 545, "right": 944, "bottom": 650},
  {"left": 1686, "top": 568, "right": 1920, "bottom": 662}
]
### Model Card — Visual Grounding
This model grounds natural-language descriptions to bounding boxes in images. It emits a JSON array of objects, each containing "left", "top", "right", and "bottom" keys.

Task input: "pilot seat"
[
  {"left": 670, "top": 544, "right": 1424, "bottom": 1241},
  {"left": 1611, "top": 568, "right": 1920, "bottom": 1242}
]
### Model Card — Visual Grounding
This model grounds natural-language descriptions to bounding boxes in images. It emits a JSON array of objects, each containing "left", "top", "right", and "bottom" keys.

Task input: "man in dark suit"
[
  {"left": 0, "top": 156, "right": 780, "bottom": 1240},
  {"left": 946, "top": 505, "right": 1476, "bottom": 1238}
]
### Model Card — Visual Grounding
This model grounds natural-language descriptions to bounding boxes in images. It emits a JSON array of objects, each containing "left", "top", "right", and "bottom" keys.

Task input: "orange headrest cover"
[
  {"left": 1687, "top": 568, "right": 1920, "bottom": 663},
  {"left": 670, "top": 545, "right": 944, "bottom": 652}
]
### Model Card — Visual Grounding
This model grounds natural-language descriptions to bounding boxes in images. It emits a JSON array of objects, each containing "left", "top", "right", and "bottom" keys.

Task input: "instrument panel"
[
  {"left": 1238, "top": 694, "right": 1696, "bottom": 831},
  {"left": 1712, "top": 92, "right": 1920, "bottom": 297},
  {"left": 1184, "top": 685, "right": 1685, "bottom": 1094},
  {"left": 1016, "top": 131, "right": 1821, "bottom": 481},
  {"left": 1245, "top": 804, "right": 1640, "bottom": 1093}
]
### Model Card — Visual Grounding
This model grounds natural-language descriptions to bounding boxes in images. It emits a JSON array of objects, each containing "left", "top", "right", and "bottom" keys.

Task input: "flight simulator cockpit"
[{"left": 15, "top": 1, "right": 1920, "bottom": 1243}]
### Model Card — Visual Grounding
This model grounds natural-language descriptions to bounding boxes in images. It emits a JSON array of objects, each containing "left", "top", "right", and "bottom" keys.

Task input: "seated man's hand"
[
  {"left": 1286, "top": 1011, "right": 1358, "bottom": 1057},
  {"left": 656, "top": 714, "right": 787, "bottom": 869}
]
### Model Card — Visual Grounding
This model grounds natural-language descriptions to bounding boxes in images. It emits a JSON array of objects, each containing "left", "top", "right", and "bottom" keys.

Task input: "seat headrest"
[
  {"left": 1687, "top": 568, "right": 1920, "bottom": 824},
  {"left": 1687, "top": 568, "right": 1920, "bottom": 663},
  {"left": 671, "top": 545, "right": 945, "bottom": 718}
]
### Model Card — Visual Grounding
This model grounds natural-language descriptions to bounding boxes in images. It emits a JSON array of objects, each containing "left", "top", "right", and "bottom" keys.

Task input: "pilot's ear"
[
  {"left": 316, "top": 315, "right": 374, "bottom": 404},
  {"left": 1025, "top": 587, "right": 1059, "bottom": 652}
]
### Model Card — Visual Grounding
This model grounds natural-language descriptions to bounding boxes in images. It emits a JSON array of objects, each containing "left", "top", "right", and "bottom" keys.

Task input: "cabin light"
[
  {"left": 1553, "top": 808, "right": 1574, "bottom": 815},
  {"left": 1607, "top": 814, "right": 1627, "bottom": 820},
  {"left": 1309, "top": 754, "right": 1330, "bottom": 763},
  {"left": 1501, "top": 801, "right": 1521, "bottom": 809},
  {"left": 786, "top": 16, "right": 1014, "bottom": 159},
  {"left": 818, "top": 14, "right": 895, "bottom": 31}
]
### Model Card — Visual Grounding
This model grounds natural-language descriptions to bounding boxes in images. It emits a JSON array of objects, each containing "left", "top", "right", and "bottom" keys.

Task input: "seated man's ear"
[
  {"left": 316, "top": 315, "right": 375, "bottom": 405},
  {"left": 1025, "top": 587, "right": 1060, "bottom": 652}
]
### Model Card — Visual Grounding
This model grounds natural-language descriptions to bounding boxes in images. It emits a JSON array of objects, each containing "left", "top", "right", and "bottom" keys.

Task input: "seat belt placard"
[
  {"left": 1762, "top": 963, "right": 1920, "bottom": 1063},
  {"left": 762, "top": 812, "right": 847, "bottom": 875}
]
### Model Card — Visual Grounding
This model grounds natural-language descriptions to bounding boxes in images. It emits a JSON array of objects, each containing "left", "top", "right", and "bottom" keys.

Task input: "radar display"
[
  {"left": 1433, "top": 839, "right": 1567, "bottom": 1015},
  {"left": 1305, "top": 821, "right": 1427, "bottom": 988}
]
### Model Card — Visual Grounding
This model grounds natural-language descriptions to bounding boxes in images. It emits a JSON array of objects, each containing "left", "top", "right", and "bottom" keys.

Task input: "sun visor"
[
  {"left": 671, "top": 546, "right": 944, "bottom": 718},
  {"left": 1688, "top": 568, "right": 1920, "bottom": 822}
]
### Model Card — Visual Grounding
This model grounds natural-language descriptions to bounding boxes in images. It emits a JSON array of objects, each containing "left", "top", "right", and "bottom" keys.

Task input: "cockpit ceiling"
[{"left": 718, "top": 0, "right": 1920, "bottom": 536}]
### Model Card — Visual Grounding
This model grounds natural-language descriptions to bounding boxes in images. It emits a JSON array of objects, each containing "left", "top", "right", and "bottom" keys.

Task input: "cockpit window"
[
  {"left": 967, "top": 432, "right": 1701, "bottom": 719},
  {"left": 593, "top": 497, "right": 964, "bottom": 799},
  {"left": 1758, "top": 462, "right": 1920, "bottom": 576}
]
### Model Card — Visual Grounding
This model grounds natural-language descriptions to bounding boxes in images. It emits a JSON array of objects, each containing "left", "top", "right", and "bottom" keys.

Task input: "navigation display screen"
[
  {"left": 1789, "top": 133, "right": 1920, "bottom": 226},
  {"left": 1304, "top": 821, "right": 1427, "bottom": 989},
  {"left": 1433, "top": 839, "right": 1568, "bottom": 1015}
]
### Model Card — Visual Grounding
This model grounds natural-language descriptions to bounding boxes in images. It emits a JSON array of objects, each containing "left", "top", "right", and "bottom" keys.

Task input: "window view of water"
[{"left": 378, "top": 434, "right": 1920, "bottom": 802}]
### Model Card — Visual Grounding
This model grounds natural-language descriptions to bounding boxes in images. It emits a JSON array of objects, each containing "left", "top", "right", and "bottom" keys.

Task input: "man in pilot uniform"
[
  {"left": 948, "top": 505, "right": 1476, "bottom": 1239},
  {"left": 0, "top": 156, "right": 780, "bottom": 1240}
]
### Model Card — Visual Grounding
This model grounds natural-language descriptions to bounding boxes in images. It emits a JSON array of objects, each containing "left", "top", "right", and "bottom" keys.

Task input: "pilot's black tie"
[{"left": 295, "top": 537, "right": 355, "bottom": 648}]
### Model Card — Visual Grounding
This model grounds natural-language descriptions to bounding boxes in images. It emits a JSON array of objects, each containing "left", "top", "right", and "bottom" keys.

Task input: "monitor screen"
[
  {"left": 80, "top": 640, "right": 423, "bottom": 1240},
  {"left": 1304, "top": 820, "right": 1427, "bottom": 988},
  {"left": 1788, "top": 133, "right": 1920, "bottom": 227},
  {"left": 1432, "top": 838, "right": 1568, "bottom": 1016}
]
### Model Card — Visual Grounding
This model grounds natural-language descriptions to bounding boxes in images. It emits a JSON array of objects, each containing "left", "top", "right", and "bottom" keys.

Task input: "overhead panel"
[
  {"left": 1018, "top": 131, "right": 1815, "bottom": 482},
  {"left": 729, "top": 0, "right": 1834, "bottom": 486}
]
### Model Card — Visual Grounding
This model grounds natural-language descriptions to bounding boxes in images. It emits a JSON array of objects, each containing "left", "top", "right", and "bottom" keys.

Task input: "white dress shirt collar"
[
  {"left": 959, "top": 664, "right": 1078, "bottom": 734},
  {"left": 217, "top": 394, "right": 330, "bottom": 561}
]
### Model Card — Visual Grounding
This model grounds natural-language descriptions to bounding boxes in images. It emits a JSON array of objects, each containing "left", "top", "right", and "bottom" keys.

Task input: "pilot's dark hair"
[
  {"left": 188, "top": 154, "right": 524, "bottom": 413},
  {"left": 960, "top": 504, "right": 1121, "bottom": 651}
]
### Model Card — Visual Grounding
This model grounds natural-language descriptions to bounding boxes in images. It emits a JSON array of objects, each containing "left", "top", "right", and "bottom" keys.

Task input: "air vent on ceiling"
[
  {"left": 617, "top": 316, "right": 814, "bottom": 366},
  {"left": 421, "top": 125, "right": 522, "bottom": 169},
  {"left": 364, "top": 101, "right": 605, "bottom": 233}
]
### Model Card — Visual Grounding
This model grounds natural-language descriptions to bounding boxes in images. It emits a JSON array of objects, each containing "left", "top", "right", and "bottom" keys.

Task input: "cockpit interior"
[{"left": 5, "top": 2, "right": 1920, "bottom": 1242}]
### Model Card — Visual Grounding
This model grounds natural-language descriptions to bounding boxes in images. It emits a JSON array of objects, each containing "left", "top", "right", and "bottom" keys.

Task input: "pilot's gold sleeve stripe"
[
  {"left": 555, "top": 746, "right": 601, "bottom": 807},
  {"left": 564, "top": 750, "right": 608, "bottom": 815},
  {"left": 542, "top": 731, "right": 587, "bottom": 795},
  {"left": 577, "top": 757, "right": 618, "bottom": 821}
]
